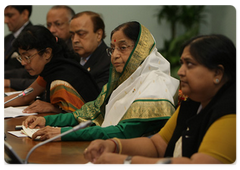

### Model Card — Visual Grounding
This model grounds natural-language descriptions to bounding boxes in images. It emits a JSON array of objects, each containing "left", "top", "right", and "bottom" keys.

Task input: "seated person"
[
  {"left": 84, "top": 34, "right": 236, "bottom": 164},
  {"left": 69, "top": 11, "right": 110, "bottom": 90},
  {"left": 5, "top": 5, "right": 33, "bottom": 70},
  {"left": 22, "top": 21, "right": 179, "bottom": 141},
  {"left": 4, "top": 5, "right": 76, "bottom": 91},
  {"left": 4, "top": 25, "right": 100, "bottom": 113}
]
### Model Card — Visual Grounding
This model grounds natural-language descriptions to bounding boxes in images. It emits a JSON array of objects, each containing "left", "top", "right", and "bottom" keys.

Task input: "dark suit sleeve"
[
  {"left": 9, "top": 78, "right": 36, "bottom": 90},
  {"left": 5, "top": 68, "right": 37, "bottom": 90}
]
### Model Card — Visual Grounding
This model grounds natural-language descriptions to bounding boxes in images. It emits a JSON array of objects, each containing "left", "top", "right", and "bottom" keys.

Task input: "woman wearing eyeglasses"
[
  {"left": 4, "top": 25, "right": 100, "bottom": 113},
  {"left": 22, "top": 21, "right": 179, "bottom": 141}
]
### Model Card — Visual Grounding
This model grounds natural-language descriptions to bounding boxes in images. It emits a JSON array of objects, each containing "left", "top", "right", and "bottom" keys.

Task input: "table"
[
  {"left": 4, "top": 87, "right": 91, "bottom": 164},
  {"left": 4, "top": 87, "right": 15, "bottom": 92},
  {"left": 4, "top": 114, "right": 90, "bottom": 164}
]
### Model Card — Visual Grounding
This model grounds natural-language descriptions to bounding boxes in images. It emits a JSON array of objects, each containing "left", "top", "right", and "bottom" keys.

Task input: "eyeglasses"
[
  {"left": 106, "top": 45, "right": 135, "bottom": 56},
  {"left": 47, "top": 22, "right": 66, "bottom": 29},
  {"left": 16, "top": 49, "right": 45, "bottom": 64}
]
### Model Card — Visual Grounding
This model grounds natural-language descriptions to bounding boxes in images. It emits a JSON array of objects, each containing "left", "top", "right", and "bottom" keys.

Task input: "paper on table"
[
  {"left": 4, "top": 91, "right": 22, "bottom": 96},
  {"left": 8, "top": 131, "right": 28, "bottom": 138},
  {"left": 4, "top": 107, "right": 37, "bottom": 118}
]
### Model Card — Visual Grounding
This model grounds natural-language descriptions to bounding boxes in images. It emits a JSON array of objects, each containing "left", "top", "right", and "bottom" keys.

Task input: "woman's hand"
[
  {"left": 84, "top": 139, "right": 116, "bottom": 163},
  {"left": 32, "top": 126, "right": 61, "bottom": 141},
  {"left": 22, "top": 100, "right": 62, "bottom": 113},
  {"left": 22, "top": 115, "right": 46, "bottom": 129},
  {"left": 93, "top": 152, "right": 128, "bottom": 164}
]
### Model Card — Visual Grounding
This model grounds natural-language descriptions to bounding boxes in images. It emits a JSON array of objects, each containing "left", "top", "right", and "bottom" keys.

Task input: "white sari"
[
  {"left": 102, "top": 33, "right": 179, "bottom": 127},
  {"left": 74, "top": 23, "right": 179, "bottom": 128}
]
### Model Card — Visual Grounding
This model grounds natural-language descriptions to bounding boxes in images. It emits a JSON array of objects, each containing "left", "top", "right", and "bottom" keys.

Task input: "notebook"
[{"left": 21, "top": 125, "right": 40, "bottom": 139}]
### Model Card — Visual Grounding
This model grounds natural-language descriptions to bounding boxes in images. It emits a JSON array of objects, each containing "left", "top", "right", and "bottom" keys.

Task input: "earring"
[{"left": 215, "top": 79, "right": 219, "bottom": 84}]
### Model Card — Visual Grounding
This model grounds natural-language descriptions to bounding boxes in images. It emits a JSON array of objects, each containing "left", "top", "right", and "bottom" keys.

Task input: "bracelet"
[
  {"left": 113, "top": 137, "right": 122, "bottom": 154},
  {"left": 108, "top": 139, "right": 117, "bottom": 153},
  {"left": 124, "top": 156, "right": 132, "bottom": 164}
]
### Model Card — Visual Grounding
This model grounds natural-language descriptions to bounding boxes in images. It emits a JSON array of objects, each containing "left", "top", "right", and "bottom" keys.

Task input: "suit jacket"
[
  {"left": 75, "top": 41, "right": 111, "bottom": 90},
  {"left": 5, "top": 68, "right": 37, "bottom": 90},
  {"left": 4, "top": 21, "right": 33, "bottom": 70}
]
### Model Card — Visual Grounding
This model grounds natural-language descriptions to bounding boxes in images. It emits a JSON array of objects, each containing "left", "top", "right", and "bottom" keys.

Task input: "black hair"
[
  {"left": 110, "top": 21, "right": 140, "bottom": 43},
  {"left": 12, "top": 25, "right": 74, "bottom": 58},
  {"left": 72, "top": 11, "right": 106, "bottom": 40},
  {"left": 182, "top": 34, "right": 236, "bottom": 82},
  {"left": 8, "top": 5, "right": 32, "bottom": 18}
]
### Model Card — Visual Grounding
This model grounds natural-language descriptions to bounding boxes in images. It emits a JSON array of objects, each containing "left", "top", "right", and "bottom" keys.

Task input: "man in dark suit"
[
  {"left": 4, "top": 5, "right": 33, "bottom": 70},
  {"left": 70, "top": 11, "right": 110, "bottom": 90}
]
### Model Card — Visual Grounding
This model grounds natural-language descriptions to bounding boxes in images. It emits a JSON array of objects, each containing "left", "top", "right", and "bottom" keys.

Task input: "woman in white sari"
[{"left": 23, "top": 21, "right": 179, "bottom": 141}]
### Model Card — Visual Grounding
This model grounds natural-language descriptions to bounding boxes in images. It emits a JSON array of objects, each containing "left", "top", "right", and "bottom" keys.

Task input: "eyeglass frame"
[
  {"left": 46, "top": 21, "right": 67, "bottom": 29},
  {"left": 106, "top": 44, "right": 135, "bottom": 56},
  {"left": 16, "top": 49, "right": 45, "bottom": 64}
]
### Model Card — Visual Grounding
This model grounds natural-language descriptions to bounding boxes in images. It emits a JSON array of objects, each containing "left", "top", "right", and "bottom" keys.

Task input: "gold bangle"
[
  {"left": 113, "top": 137, "right": 122, "bottom": 154},
  {"left": 108, "top": 139, "right": 117, "bottom": 153}
]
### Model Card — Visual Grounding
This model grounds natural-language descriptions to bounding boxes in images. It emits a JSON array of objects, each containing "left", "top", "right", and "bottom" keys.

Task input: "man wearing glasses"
[{"left": 46, "top": 5, "right": 75, "bottom": 51}]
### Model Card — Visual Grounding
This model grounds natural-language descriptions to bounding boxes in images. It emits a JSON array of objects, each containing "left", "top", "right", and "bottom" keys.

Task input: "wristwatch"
[{"left": 124, "top": 156, "right": 133, "bottom": 164}]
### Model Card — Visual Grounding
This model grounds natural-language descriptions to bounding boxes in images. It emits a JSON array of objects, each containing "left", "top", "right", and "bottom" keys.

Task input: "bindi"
[{"left": 114, "top": 39, "right": 116, "bottom": 42}]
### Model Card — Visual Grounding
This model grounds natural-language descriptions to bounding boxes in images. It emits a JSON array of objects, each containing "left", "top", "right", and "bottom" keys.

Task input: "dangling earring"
[{"left": 215, "top": 79, "right": 219, "bottom": 84}]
